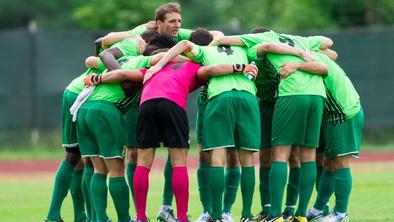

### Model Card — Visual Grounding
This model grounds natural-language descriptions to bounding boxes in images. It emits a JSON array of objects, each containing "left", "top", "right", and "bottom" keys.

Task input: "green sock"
[
  {"left": 109, "top": 177, "right": 131, "bottom": 222},
  {"left": 162, "top": 157, "right": 173, "bottom": 206},
  {"left": 210, "top": 166, "right": 224, "bottom": 219},
  {"left": 284, "top": 167, "right": 300, "bottom": 215},
  {"left": 126, "top": 162, "right": 137, "bottom": 206},
  {"left": 334, "top": 168, "right": 352, "bottom": 213},
  {"left": 90, "top": 173, "right": 108, "bottom": 221},
  {"left": 259, "top": 167, "right": 271, "bottom": 214},
  {"left": 82, "top": 166, "right": 94, "bottom": 222},
  {"left": 240, "top": 167, "right": 255, "bottom": 218},
  {"left": 295, "top": 161, "right": 316, "bottom": 217},
  {"left": 316, "top": 165, "right": 323, "bottom": 189},
  {"left": 197, "top": 163, "right": 212, "bottom": 213},
  {"left": 46, "top": 160, "right": 74, "bottom": 220},
  {"left": 269, "top": 162, "right": 288, "bottom": 217},
  {"left": 223, "top": 166, "right": 240, "bottom": 213},
  {"left": 314, "top": 170, "right": 334, "bottom": 210},
  {"left": 70, "top": 169, "right": 86, "bottom": 222}
]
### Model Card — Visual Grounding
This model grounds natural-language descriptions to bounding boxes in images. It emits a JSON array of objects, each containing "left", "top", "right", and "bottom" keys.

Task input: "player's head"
[
  {"left": 190, "top": 28, "right": 213, "bottom": 46},
  {"left": 250, "top": 27, "right": 270, "bottom": 34},
  {"left": 155, "top": 2, "right": 182, "bottom": 37},
  {"left": 140, "top": 30, "right": 160, "bottom": 44},
  {"left": 143, "top": 34, "right": 176, "bottom": 56}
]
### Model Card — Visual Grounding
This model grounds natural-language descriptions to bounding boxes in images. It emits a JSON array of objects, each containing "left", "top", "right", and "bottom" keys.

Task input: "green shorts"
[
  {"left": 317, "top": 129, "right": 325, "bottom": 154},
  {"left": 272, "top": 95, "right": 324, "bottom": 147},
  {"left": 203, "top": 90, "right": 261, "bottom": 151},
  {"left": 123, "top": 107, "right": 139, "bottom": 148},
  {"left": 196, "top": 94, "right": 207, "bottom": 145},
  {"left": 259, "top": 100, "right": 275, "bottom": 149},
  {"left": 76, "top": 100, "right": 125, "bottom": 159},
  {"left": 322, "top": 108, "right": 364, "bottom": 158},
  {"left": 62, "top": 90, "right": 78, "bottom": 148}
]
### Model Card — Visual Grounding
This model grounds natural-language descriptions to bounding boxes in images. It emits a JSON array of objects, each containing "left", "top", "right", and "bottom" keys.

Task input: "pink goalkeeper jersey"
[{"left": 140, "top": 62, "right": 205, "bottom": 110}]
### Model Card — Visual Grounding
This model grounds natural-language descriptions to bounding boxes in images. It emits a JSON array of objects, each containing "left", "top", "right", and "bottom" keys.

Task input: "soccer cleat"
[
  {"left": 264, "top": 216, "right": 283, "bottom": 222},
  {"left": 206, "top": 217, "right": 223, "bottom": 222},
  {"left": 157, "top": 208, "right": 177, "bottom": 222},
  {"left": 195, "top": 212, "right": 211, "bottom": 222},
  {"left": 293, "top": 216, "right": 307, "bottom": 222},
  {"left": 253, "top": 211, "right": 268, "bottom": 222},
  {"left": 281, "top": 212, "right": 294, "bottom": 222},
  {"left": 321, "top": 212, "right": 349, "bottom": 222},
  {"left": 222, "top": 212, "right": 235, "bottom": 222},
  {"left": 44, "top": 219, "right": 64, "bottom": 222},
  {"left": 240, "top": 217, "right": 255, "bottom": 222},
  {"left": 306, "top": 210, "right": 323, "bottom": 222}
]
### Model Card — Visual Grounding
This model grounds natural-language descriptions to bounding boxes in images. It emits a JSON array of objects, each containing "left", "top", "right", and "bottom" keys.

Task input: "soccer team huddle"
[{"left": 44, "top": 2, "right": 364, "bottom": 222}]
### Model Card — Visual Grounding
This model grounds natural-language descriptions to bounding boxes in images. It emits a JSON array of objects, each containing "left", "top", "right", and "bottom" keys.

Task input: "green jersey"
[
  {"left": 251, "top": 47, "right": 280, "bottom": 102},
  {"left": 188, "top": 45, "right": 256, "bottom": 99},
  {"left": 66, "top": 60, "right": 106, "bottom": 94},
  {"left": 316, "top": 53, "right": 361, "bottom": 123},
  {"left": 128, "top": 24, "right": 192, "bottom": 43},
  {"left": 111, "top": 38, "right": 140, "bottom": 57},
  {"left": 242, "top": 31, "right": 326, "bottom": 98},
  {"left": 88, "top": 55, "right": 152, "bottom": 113}
]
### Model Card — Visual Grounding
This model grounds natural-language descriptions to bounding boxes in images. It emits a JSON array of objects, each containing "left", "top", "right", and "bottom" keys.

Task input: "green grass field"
[{"left": 0, "top": 162, "right": 393, "bottom": 222}]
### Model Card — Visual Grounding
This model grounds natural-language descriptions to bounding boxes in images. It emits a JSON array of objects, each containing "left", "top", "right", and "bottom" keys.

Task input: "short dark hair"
[
  {"left": 140, "top": 30, "right": 160, "bottom": 44},
  {"left": 250, "top": 27, "right": 270, "bottom": 34},
  {"left": 190, "top": 28, "right": 213, "bottom": 46},
  {"left": 155, "top": 2, "right": 181, "bottom": 22},
  {"left": 143, "top": 34, "right": 176, "bottom": 55},
  {"left": 149, "top": 34, "right": 176, "bottom": 49}
]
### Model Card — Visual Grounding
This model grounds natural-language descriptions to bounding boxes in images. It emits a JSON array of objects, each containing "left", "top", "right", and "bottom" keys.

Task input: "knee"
[
  {"left": 64, "top": 150, "right": 81, "bottom": 166},
  {"left": 199, "top": 150, "right": 211, "bottom": 164},
  {"left": 126, "top": 148, "right": 138, "bottom": 163}
]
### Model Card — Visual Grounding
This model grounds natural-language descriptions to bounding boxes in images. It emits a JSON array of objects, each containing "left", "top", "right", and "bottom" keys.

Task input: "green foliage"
[
  {"left": 1, "top": 0, "right": 394, "bottom": 31},
  {"left": 73, "top": 0, "right": 166, "bottom": 31}
]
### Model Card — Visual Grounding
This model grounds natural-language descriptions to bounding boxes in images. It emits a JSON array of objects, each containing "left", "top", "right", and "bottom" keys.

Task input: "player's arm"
[
  {"left": 320, "top": 49, "right": 338, "bottom": 61},
  {"left": 280, "top": 62, "right": 328, "bottom": 79},
  {"left": 256, "top": 43, "right": 313, "bottom": 62},
  {"left": 149, "top": 52, "right": 190, "bottom": 66},
  {"left": 319, "top": 36, "right": 333, "bottom": 50},
  {"left": 210, "top": 31, "right": 225, "bottom": 40},
  {"left": 102, "top": 32, "right": 142, "bottom": 49},
  {"left": 148, "top": 40, "right": 195, "bottom": 74},
  {"left": 84, "top": 69, "right": 144, "bottom": 86},
  {"left": 209, "top": 35, "right": 245, "bottom": 46},
  {"left": 99, "top": 47, "right": 124, "bottom": 71},
  {"left": 197, "top": 63, "right": 258, "bottom": 81}
]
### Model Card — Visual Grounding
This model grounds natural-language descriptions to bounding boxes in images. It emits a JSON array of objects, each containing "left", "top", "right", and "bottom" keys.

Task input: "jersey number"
[
  {"left": 217, "top": 46, "right": 234, "bottom": 55},
  {"left": 278, "top": 36, "right": 295, "bottom": 47}
]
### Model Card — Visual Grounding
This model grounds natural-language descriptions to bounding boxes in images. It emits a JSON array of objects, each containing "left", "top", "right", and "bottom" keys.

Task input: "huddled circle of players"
[{"left": 44, "top": 2, "right": 363, "bottom": 222}]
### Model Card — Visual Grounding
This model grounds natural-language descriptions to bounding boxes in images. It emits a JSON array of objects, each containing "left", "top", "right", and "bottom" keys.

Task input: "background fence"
[{"left": 0, "top": 28, "right": 393, "bottom": 148}]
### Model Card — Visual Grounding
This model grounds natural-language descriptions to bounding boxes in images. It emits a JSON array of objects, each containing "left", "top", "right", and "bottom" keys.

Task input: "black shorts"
[{"left": 137, "top": 99, "right": 189, "bottom": 148}]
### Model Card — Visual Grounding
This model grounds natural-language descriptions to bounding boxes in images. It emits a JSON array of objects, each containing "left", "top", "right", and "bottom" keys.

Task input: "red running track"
[{"left": 0, "top": 151, "right": 393, "bottom": 173}]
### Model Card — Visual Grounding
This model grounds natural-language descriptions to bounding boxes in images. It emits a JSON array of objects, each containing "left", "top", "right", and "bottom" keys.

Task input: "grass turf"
[{"left": 0, "top": 162, "right": 393, "bottom": 222}]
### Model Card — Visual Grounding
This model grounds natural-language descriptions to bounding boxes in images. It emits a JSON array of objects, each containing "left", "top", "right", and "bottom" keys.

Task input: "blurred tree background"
[
  {"left": 1, "top": 0, "right": 394, "bottom": 31},
  {"left": 1, "top": 0, "right": 394, "bottom": 151}
]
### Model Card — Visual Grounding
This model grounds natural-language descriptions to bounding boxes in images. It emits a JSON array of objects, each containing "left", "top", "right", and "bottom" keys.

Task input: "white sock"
[
  {"left": 161, "top": 205, "right": 172, "bottom": 211},
  {"left": 335, "top": 212, "right": 347, "bottom": 218},
  {"left": 310, "top": 207, "right": 323, "bottom": 215}
]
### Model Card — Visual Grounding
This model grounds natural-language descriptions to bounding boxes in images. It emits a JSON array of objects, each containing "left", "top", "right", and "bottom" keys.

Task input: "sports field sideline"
[{"left": 0, "top": 151, "right": 393, "bottom": 222}]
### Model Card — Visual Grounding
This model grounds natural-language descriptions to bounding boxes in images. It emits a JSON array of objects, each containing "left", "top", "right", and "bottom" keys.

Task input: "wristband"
[{"left": 233, "top": 64, "right": 245, "bottom": 73}]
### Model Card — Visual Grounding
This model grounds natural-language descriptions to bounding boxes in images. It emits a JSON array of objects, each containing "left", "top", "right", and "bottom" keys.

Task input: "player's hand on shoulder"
[
  {"left": 144, "top": 65, "right": 161, "bottom": 84},
  {"left": 280, "top": 63, "right": 299, "bottom": 79}
]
